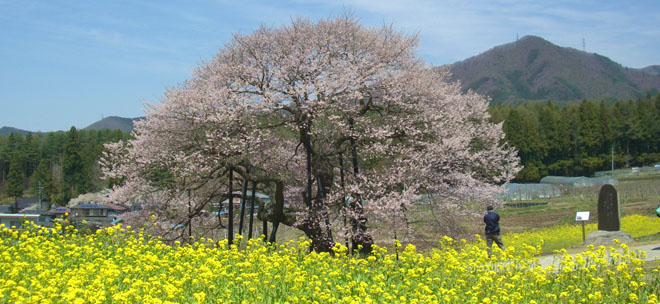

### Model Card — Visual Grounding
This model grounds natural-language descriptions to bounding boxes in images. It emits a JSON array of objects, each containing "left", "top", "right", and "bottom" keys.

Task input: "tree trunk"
[
  {"left": 248, "top": 181, "right": 257, "bottom": 240},
  {"left": 238, "top": 176, "right": 248, "bottom": 235},
  {"left": 338, "top": 153, "right": 349, "bottom": 250},
  {"left": 264, "top": 180, "right": 335, "bottom": 252},
  {"left": 228, "top": 169, "right": 234, "bottom": 246},
  {"left": 296, "top": 200, "right": 335, "bottom": 253},
  {"left": 347, "top": 119, "right": 374, "bottom": 254},
  {"left": 348, "top": 201, "right": 374, "bottom": 255}
]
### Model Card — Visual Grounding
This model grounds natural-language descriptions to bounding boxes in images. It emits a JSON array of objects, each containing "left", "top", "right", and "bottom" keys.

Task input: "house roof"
[
  {"left": 104, "top": 203, "right": 128, "bottom": 211},
  {"left": 0, "top": 213, "right": 40, "bottom": 219},
  {"left": 18, "top": 209, "right": 50, "bottom": 215},
  {"left": 0, "top": 205, "right": 13, "bottom": 213},
  {"left": 231, "top": 191, "right": 270, "bottom": 199},
  {"left": 220, "top": 192, "right": 271, "bottom": 205},
  {"left": 48, "top": 207, "right": 70, "bottom": 214},
  {"left": 16, "top": 197, "right": 39, "bottom": 210},
  {"left": 71, "top": 203, "right": 109, "bottom": 209}
]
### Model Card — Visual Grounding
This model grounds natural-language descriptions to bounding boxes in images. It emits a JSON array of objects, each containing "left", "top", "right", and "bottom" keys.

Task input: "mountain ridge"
[
  {"left": 84, "top": 116, "right": 142, "bottom": 132},
  {"left": 3, "top": 36, "right": 659, "bottom": 134},
  {"left": 0, "top": 116, "right": 142, "bottom": 136},
  {"left": 0, "top": 126, "right": 32, "bottom": 136},
  {"left": 449, "top": 35, "right": 660, "bottom": 104}
]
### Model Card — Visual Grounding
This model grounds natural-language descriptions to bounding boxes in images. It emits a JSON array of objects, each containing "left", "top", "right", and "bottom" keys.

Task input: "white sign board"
[{"left": 575, "top": 211, "right": 590, "bottom": 221}]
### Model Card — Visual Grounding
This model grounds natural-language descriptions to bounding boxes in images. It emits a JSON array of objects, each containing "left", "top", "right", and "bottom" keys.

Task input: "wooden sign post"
[{"left": 576, "top": 211, "right": 590, "bottom": 243}]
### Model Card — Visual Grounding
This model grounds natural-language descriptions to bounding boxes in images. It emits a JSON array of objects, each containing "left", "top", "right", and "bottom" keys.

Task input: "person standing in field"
[{"left": 484, "top": 206, "right": 504, "bottom": 258}]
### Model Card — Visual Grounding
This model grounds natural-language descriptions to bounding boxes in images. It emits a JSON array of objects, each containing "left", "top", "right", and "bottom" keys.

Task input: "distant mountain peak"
[
  {"left": 84, "top": 116, "right": 142, "bottom": 132},
  {"left": 642, "top": 65, "right": 660, "bottom": 77},
  {"left": 516, "top": 35, "right": 551, "bottom": 45},
  {"left": 449, "top": 36, "right": 660, "bottom": 104},
  {"left": 0, "top": 126, "right": 31, "bottom": 136}
]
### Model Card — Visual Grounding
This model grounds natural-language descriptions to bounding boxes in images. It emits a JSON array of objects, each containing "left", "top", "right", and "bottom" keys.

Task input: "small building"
[
  {"left": 15, "top": 197, "right": 51, "bottom": 212},
  {"left": 539, "top": 176, "right": 618, "bottom": 188},
  {"left": 105, "top": 203, "right": 129, "bottom": 217},
  {"left": 0, "top": 205, "right": 14, "bottom": 213},
  {"left": 71, "top": 204, "right": 110, "bottom": 217},
  {"left": 217, "top": 191, "right": 271, "bottom": 213},
  {"left": 69, "top": 204, "right": 128, "bottom": 227},
  {"left": 0, "top": 213, "right": 40, "bottom": 229},
  {"left": 501, "top": 183, "right": 561, "bottom": 201},
  {"left": 18, "top": 209, "right": 54, "bottom": 225},
  {"left": 47, "top": 207, "right": 71, "bottom": 219}
]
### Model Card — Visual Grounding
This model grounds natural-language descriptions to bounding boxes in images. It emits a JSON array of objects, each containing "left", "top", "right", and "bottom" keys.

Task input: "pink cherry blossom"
[{"left": 102, "top": 15, "right": 520, "bottom": 251}]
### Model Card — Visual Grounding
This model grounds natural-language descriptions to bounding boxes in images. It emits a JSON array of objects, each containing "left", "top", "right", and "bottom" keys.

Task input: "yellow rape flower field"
[{"left": 1, "top": 215, "right": 659, "bottom": 304}]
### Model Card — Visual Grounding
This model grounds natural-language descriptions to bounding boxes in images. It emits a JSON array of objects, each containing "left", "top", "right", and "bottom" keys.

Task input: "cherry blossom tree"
[{"left": 102, "top": 16, "right": 520, "bottom": 252}]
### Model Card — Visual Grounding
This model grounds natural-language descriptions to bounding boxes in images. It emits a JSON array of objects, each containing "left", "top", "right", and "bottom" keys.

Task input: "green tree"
[
  {"left": 0, "top": 135, "right": 7, "bottom": 186},
  {"left": 62, "top": 127, "right": 89, "bottom": 200},
  {"left": 577, "top": 100, "right": 601, "bottom": 156},
  {"left": 30, "top": 158, "right": 55, "bottom": 202},
  {"left": 1, "top": 133, "right": 23, "bottom": 184},
  {"left": 537, "top": 101, "right": 562, "bottom": 163},
  {"left": 598, "top": 103, "right": 613, "bottom": 155},
  {"left": 22, "top": 132, "right": 40, "bottom": 180},
  {"left": 6, "top": 153, "right": 24, "bottom": 207},
  {"left": 503, "top": 108, "right": 543, "bottom": 181}
]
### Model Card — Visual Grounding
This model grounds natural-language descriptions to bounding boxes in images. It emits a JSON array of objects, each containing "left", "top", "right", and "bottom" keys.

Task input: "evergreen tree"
[
  {"left": 30, "top": 158, "right": 55, "bottom": 202},
  {"left": 598, "top": 103, "right": 613, "bottom": 155},
  {"left": 537, "top": 101, "right": 561, "bottom": 163},
  {"left": 0, "top": 135, "right": 7, "bottom": 185},
  {"left": 22, "top": 132, "right": 40, "bottom": 180},
  {"left": 503, "top": 108, "right": 543, "bottom": 181},
  {"left": 41, "top": 132, "right": 65, "bottom": 162},
  {"left": 62, "top": 127, "right": 89, "bottom": 200},
  {"left": 1, "top": 133, "right": 21, "bottom": 184},
  {"left": 577, "top": 99, "right": 601, "bottom": 156},
  {"left": 6, "top": 153, "right": 24, "bottom": 207}
]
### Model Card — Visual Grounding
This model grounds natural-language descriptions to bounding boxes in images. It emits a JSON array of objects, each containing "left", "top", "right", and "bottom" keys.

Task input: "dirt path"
[{"left": 536, "top": 241, "right": 660, "bottom": 268}]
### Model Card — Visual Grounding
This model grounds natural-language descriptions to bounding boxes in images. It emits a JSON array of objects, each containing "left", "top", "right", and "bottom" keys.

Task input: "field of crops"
[
  {"left": 505, "top": 214, "right": 660, "bottom": 253},
  {"left": 1, "top": 215, "right": 660, "bottom": 304}
]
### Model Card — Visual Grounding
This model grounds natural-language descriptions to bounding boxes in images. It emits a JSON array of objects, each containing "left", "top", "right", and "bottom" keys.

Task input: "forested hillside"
[
  {"left": 450, "top": 36, "right": 660, "bottom": 105},
  {"left": 1, "top": 93, "right": 658, "bottom": 203},
  {"left": 0, "top": 127, "right": 130, "bottom": 204},
  {"left": 84, "top": 116, "right": 141, "bottom": 132},
  {"left": 490, "top": 93, "right": 660, "bottom": 182}
]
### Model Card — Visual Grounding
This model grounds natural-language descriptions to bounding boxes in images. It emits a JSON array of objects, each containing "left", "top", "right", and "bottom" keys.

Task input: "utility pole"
[
  {"left": 582, "top": 38, "right": 585, "bottom": 52},
  {"left": 611, "top": 143, "right": 615, "bottom": 171},
  {"left": 38, "top": 181, "right": 43, "bottom": 210}
]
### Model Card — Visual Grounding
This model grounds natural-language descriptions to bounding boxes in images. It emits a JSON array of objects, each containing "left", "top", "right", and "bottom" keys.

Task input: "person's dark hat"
[{"left": 487, "top": 206, "right": 494, "bottom": 211}]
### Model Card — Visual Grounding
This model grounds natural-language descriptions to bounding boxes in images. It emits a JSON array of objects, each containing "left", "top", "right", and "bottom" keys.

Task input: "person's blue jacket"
[{"left": 484, "top": 211, "right": 500, "bottom": 234}]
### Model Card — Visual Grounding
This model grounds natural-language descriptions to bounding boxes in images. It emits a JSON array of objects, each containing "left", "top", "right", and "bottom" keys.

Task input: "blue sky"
[{"left": 1, "top": 0, "right": 659, "bottom": 132}]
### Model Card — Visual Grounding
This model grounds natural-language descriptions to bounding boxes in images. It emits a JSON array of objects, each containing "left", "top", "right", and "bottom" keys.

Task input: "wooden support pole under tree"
[
  {"left": 187, "top": 189, "right": 192, "bottom": 243},
  {"left": 394, "top": 229, "right": 399, "bottom": 260},
  {"left": 317, "top": 176, "right": 332, "bottom": 240},
  {"left": 262, "top": 219, "right": 268, "bottom": 243},
  {"left": 238, "top": 173, "right": 249, "bottom": 236},
  {"left": 339, "top": 152, "right": 349, "bottom": 250},
  {"left": 228, "top": 169, "right": 234, "bottom": 246},
  {"left": 348, "top": 118, "right": 359, "bottom": 176},
  {"left": 248, "top": 181, "right": 257, "bottom": 240},
  {"left": 269, "top": 221, "right": 279, "bottom": 243},
  {"left": 305, "top": 125, "right": 313, "bottom": 208}
]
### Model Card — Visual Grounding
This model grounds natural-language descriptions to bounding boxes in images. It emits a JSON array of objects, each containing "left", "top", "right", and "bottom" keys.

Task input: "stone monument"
[
  {"left": 585, "top": 184, "right": 633, "bottom": 245},
  {"left": 597, "top": 184, "right": 619, "bottom": 231}
]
